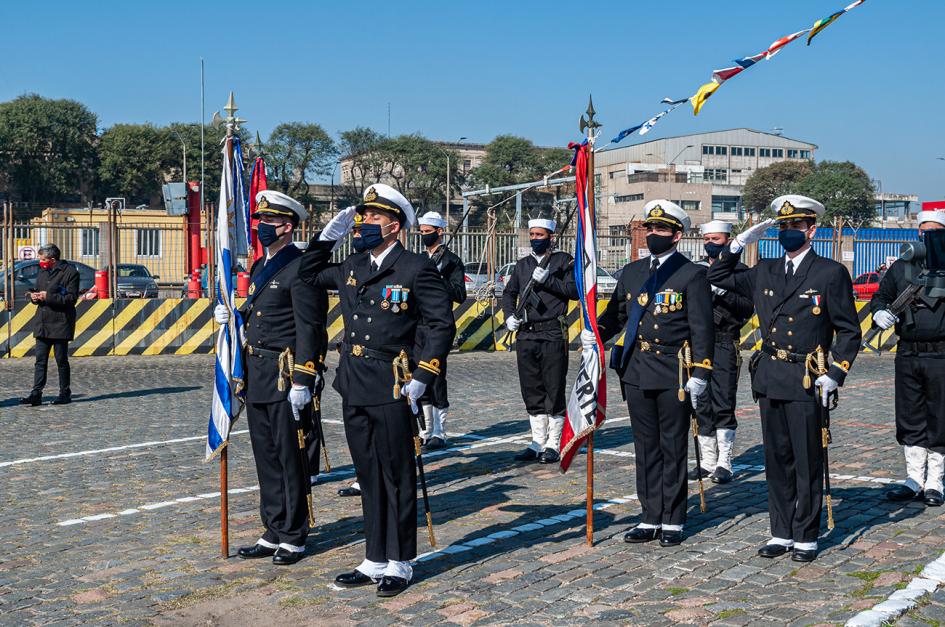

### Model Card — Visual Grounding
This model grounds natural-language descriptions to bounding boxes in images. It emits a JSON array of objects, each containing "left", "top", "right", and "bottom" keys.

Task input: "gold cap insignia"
[
  {"left": 365, "top": 186, "right": 378, "bottom": 202},
  {"left": 258, "top": 198, "right": 270, "bottom": 210},
  {"left": 779, "top": 201, "right": 795, "bottom": 216},
  {"left": 650, "top": 206, "right": 664, "bottom": 217}
]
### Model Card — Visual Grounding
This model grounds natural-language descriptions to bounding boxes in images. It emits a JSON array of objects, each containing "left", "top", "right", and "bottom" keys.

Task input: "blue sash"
[
  {"left": 245, "top": 245, "right": 302, "bottom": 307},
  {"left": 611, "top": 252, "right": 689, "bottom": 370}
]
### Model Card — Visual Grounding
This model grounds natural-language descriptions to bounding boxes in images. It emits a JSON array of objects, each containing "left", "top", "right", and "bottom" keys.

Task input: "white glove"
[
  {"left": 214, "top": 304, "right": 230, "bottom": 324},
  {"left": 814, "top": 375, "right": 839, "bottom": 407},
  {"left": 506, "top": 314, "right": 521, "bottom": 331},
  {"left": 731, "top": 218, "right": 776, "bottom": 253},
  {"left": 532, "top": 266, "right": 549, "bottom": 284},
  {"left": 318, "top": 206, "right": 357, "bottom": 242},
  {"left": 403, "top": 379, "right": 427, "bottom": 413},
  {"left": 873, "top": 309, "right": 897, "bottom": 330},
  {"left": 581, "top": 329, "right": 597, "bottom": 351},
  {"left": 288, "top": 384, "right": 312, "bottom": 421},
  {"left": 710, "top": 285, "right": 727, "bottom": 296},
  {"left": 685, "top": 376, "right": 708, "bottom": 410}
]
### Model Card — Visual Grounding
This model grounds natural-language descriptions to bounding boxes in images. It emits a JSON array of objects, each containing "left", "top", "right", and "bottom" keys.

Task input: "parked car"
[
  {"left": 497, "top": 262, "right": 617, "bottom": 296},
  {"left": 0, "top": 259, "right": 96, "bottom": 303},
  {"left": 116, "top": 264, "right": 159, "bottom": 298},
  {"left": 464, "top": 262, "right": 502, "bottom": 297},
  {"left": 852, "top": 271, "right": 882, "bottom": 300}
]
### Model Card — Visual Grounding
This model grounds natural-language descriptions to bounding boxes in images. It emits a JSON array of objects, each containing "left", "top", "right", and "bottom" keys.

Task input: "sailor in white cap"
[
  {"left": 691, "top": 220, "right": 754, "bottom": 484},
  {"left": 593, "top": 200, "right": 714, "bottom": 548},
  {"left": 871, "top": 208, "right": 945, "bottom": 507},
  {"left": 501, "top": 211, "right": 577, "bottom": 465},
  {"left": 298, "top": 183, "right": 455, "bottom": 597},
  {"left": 415, "top": 211, "right": 466, "bottom": 450},
  {"left": 213, "top": 190, "right": 329, "bottom": 565},
  {"left": 708, "top": 194, "right": 861, "bottom": 562}
]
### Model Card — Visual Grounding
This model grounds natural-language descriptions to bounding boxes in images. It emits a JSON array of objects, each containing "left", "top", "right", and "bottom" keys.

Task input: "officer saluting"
[
  {"left": 871, "top": 209, "right": 945, "bottom": 507},
  {"left": 214, "top": 190, "right": 328, "bottom": 566},
  {"left": 593, "top": 200, "right": 714, "bottom": 547},
  {"left": 416, "top": 211, "right": 467, "bottom": 450},
  {"left": 298, "top": 184, "right": 455, "bottom": 597},
  {"left": 708, "top": 195, "right": 861, "bottom": 562},
  {"left": 693, "top": 221, "right": 754, "bottom": 484},
  {"left": 502, "top": 216, "right": 576, "bottom": 465}
]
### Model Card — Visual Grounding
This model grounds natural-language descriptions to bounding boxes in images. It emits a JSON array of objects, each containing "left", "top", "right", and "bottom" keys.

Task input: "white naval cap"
[
  {"left": 771, "top": 194, "right": 824, "bottom": 222},
  {"left": 418, "top": 211, "right": 447, "bottom": 228},
  {"left": 253, "top": 190, "right": 308, "bottom": 222},
  {"left": 643, "top": 199, "right": 690, "bottom": 231},
  {"left": 359, "top": 183, "right": 416, "bottom": 227},
  {"left": 917, "top": 210, "right": 945, "bottom": 227},
  {"left": 528, "top": 218, "right": 556, "bottom": 233},
  {"left": 699, "top": 220, "right": 733, "bottom": 235}
]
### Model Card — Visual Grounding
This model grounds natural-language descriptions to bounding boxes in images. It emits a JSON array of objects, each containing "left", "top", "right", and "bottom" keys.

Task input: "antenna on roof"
[{"left": 772, "top": 127, "right": 784, "bottom": 136}]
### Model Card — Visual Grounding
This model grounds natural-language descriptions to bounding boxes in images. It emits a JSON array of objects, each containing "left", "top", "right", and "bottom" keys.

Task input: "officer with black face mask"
[
  {"left": 502, "top": 216, "right": 576, "bottom": 465},
  {"left": 594, "top": 200, "right": 714, "bottom": 548},
  {"left": 691, "top": 221, "right": 754, "bottom": 484},
  {"left": 415, "top": 211, "right": 466, "bottom": 450},
  {"left": 708, "top": 195, "right": 861, "bottom": 563}
]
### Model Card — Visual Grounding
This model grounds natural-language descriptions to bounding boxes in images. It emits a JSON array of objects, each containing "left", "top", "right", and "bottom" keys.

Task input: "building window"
[
  {"left": 672, "top": 200, "right": 701, "bottom": 212},
  {"left": 463, "top": 159, "right": 471, "bottom": 171},
  {"left": 745, "top": 147, "right": 756, "bottom": 157},
  {"left": 772, "top": 148, "right": 784, "bottom": 158},
  {"left": 787, "top": 149, "right": 799, "bottom": 158},
  {"left": 136, "top": 229, "right": 161, "bottom": 257},
  {"left": 712, "top": 195, "right": 741, "bottom": 214},
  {"left": 81, "top": 227, "right": 100, "bottom": 257},
  {"left": 705, "top": 168, "right": 728, "bottom": 182},
  {"left": 717, "top": 146, "right": 727, "bottom": 155},
  {"left": 614, "top": 193, "right": 644, "bottom": 203},
  {"left": 731, "top": 147, "right": 743, "bottom": 156},
  {"left": 702, "top": 145, "right": 713, "bottom": 155},
  {"left": 800, "top": 150, "right": 811, "bottom": 159}
]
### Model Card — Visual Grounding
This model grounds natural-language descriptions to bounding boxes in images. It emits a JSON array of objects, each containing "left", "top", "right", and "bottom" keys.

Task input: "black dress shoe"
[
  {"left": 376, "top": 576, "right": 409, "bottom": 597},
  {"left": 792, "top": 549, "right": 817, "bottom": 562},
  {"left": 237, "top": 544, "right": 277, "bottom": 559},
  {"left": 659, "top": 530, "right": 684, "bottom": 547},
  {"left": 272, "top": 548, "right": 304, "bottom": 565},
  {"left": 538, "top": 449, "right": 560, "bottom": 464},
  {"left": 886, "top": 483, "right": 922, "bottom": 502},
  {"left": 688, "top": 467, "right": 711, "bottom": 481},
  {"left": 513, "top": 448, "right": 539, "bottom": 462},
  {"left": 757, "top": 544, "right": 791, "bottom": 558},
  {"left": 338, "top": 487, "right": 362, "bottom": 497},
  {"left": 924, "top": 489, "right": 944, "bottom": 507},
  {"left": 52, "top": 394, "right": 71, "bottom": 405},
  {"left": 711, "top": 467, "right": 733, "bottom": 484},
  {"left": 335, "top": 570, "right": 376, "bottom": 588},
  {"left": 623, "top": 527, "right": 660, "bottom": 543},
  {"left": 422, "top": 436, "right": 448, "bottom": 451},
  {"left": 19, "top": 395, "right": 41, "bottom": 407}
]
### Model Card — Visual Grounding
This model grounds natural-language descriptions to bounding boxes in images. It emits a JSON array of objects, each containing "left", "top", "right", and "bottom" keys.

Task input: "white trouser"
[
  {"left": 431, "top": 407, "right": 447, "bottom": 439},
  {"left": 419, "top": 405, "right": 436, "bottom": 440},
  {"left": 356, "top": 558, "right": 413, "bottom": 582},
  {"left": 528, "top": 414, "right": 548, "bottom": 452},
  {"left": 927, "top": 451, "right": 945, "bottom": 494},
  {"left": 716, "top": 428, "right": 736, "bottom": 473},
  {"left": 904, "top": 445, "right": 929, "bottom": 493},
  {"left": 697, "top": 435, "right": 718, "bottom": 471},
  {"left": 544, "top": 415, "right": 565, "bottom": 452}
]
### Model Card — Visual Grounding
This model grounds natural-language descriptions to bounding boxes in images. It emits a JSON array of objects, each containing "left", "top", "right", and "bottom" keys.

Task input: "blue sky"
[{"left": 1, "top": 1, "right": 942, "bottom": 201}]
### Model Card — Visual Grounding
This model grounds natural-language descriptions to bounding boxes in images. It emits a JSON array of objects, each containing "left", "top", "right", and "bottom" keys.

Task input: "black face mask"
[
  {"left": 646, "top": 233, "right": 676, "bottom": 256},
  {"left": 704, "top": 242, "right": 726, "bottom": 259},
  {"left": 530, "top": 238, "right": 551, "bottom": 255},
  {"left": 778, "top": 228, "right": 808, "bottom": 253},
  {"left": 421, "top": 232, "right": 440, "bottom": 248},
  {"left": 257, "top": 222, "right": 283, "bottom": 247}
]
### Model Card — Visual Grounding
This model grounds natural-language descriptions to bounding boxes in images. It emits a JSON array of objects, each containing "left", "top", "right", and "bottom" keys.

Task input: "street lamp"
[
  {"left": 668, "top": 144, "right": 694, "bottom": 206},
  {"left": 438, "top": 136, "right": 466, "bottom": 226},
  {"left": 172, "top": 130, "right": 188, "bottom": 183}
]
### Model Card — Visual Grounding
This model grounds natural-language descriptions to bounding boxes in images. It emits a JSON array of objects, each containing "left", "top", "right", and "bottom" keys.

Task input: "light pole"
[
  {"left": 667, "top": 144, "right": 694, "bottom": 206},
  {"left": 438, "top": 136, "right": 466, "bottom": 226},
  {"left": 172, "top": 130, "right": 187, "bottom": 183}
]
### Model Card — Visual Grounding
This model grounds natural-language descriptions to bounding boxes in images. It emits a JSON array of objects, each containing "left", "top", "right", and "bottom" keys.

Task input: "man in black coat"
[
  {"left": 214, "top": 190, "right": 328, "bottom": 566},
  {"left": 708, "top": 195, "right": 861, "bottom": 562},
  {"left": 299, "top": 183, "right": 455, "bottom": 597},
  {"left": 693, "top": 221, "right": 754, "bottom": 484},
  {"left": 416, "top": 210, "right": 466, "bottom": 450},
  {"left": 502, "top": 217, "right": 576, "bottom": 465},
  {"left": 21, "top": 244, "right": 80, "bottom": 406},
  {"left": 870, "top": 209, "right": 945, "bottom": 507},
  {"left": 593, "top": 200, "right": 714, "bottom": 547}
]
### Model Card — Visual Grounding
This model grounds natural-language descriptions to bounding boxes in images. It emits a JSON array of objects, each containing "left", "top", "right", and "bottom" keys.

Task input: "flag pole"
[{"left": 580, "top": 95, "right": 600, "bottom": 547}]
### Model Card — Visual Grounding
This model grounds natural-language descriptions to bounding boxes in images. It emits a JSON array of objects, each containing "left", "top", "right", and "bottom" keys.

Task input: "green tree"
[
  {"left": 98, "top": 123, "right": 173, "bottom": 204},
  {"left": 742, "top": 160, "right": 814, "bottom": 215},
  {"left": 265, "top": 122, "right": 338, "bottom": 201},
  {"left": 796, "top": 161, "right": 875, "bottom": 223},
  {"left": 0, "top": 94, "right": 98, "bottom": 204},
  {"left": 337, "top": 126, "right": 388, "bottom": 206},
  {"left": 377, "top": 134, "right": 459, "bottom": 214}
]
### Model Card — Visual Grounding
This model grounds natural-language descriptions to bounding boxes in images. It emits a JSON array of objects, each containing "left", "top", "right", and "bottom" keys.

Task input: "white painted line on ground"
[{"left": 846, "top": 551, "right": 945, "bottom": 627}]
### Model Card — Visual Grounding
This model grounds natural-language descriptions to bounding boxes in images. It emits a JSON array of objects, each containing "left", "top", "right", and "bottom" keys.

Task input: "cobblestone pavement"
[{"left": 1, "top": 351, "right": 944, "bottom": 626}]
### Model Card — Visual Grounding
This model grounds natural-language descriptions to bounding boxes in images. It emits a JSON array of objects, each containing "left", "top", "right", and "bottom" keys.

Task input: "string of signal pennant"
[{"left": 602, "top": 0, "right": 867, "bottom": 150}]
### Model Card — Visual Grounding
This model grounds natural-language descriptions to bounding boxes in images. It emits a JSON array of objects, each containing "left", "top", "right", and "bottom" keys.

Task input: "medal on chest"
[{"left": 811, "top": 294, "right": 822, "bottom": 315}]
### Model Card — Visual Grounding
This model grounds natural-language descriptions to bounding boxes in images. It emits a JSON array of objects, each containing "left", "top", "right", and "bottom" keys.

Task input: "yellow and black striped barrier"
[{"left": 0, "top": 297, "right": 896, "bottom": 359}]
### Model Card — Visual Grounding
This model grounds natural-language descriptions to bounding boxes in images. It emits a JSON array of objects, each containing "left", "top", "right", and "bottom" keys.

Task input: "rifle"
[
  {"left": 393, "top": 351, "right": 436, "bottom": 548},
  {"left": 500, "top": 203, "right": 580, "bottom": 349},
  {"left": 863, "top": 282, "right": 923, "bottom": 352},
  {"left": 679, "top": 342, "right": 707, "bottom": 513}
]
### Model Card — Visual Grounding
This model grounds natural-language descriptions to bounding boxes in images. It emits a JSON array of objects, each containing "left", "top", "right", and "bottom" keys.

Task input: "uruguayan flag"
[{"left": 206, "top": 136, "right": 247, "bottom": 460}]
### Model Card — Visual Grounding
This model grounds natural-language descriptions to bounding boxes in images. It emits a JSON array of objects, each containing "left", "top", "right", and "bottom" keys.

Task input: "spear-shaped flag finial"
[{"left": 579, "top": 94, "right": 601, "bottom": 135}]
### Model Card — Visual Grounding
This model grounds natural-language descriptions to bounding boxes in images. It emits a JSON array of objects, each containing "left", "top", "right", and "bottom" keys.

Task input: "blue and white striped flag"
[{"left": 206, "top": 135, "right": 247, "bottom": 460}]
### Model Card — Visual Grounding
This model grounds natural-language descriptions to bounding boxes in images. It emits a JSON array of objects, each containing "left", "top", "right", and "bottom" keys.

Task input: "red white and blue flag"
[{"left": 559, "top": 140, "right": 606, "bottom": 473}]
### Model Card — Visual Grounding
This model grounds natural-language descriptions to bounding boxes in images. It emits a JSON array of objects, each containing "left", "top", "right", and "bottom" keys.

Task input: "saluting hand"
[
  {"left": 319, "top": 206, "right": 357, "bottom": 242},
  {"left": 731, "top": 219, "right": 776, "bottom": 253}
]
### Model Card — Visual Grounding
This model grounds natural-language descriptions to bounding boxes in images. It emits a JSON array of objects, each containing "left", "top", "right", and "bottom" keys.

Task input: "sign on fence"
[{"left": 17, "top": 245, "right": 38, "bottom": 260}]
